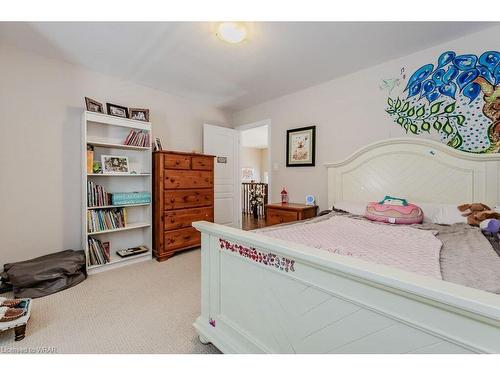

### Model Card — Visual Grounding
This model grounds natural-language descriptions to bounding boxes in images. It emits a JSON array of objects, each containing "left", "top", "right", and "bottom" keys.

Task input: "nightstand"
[{"left": 265, "top": 203, "right": 318, "bottom": 226}]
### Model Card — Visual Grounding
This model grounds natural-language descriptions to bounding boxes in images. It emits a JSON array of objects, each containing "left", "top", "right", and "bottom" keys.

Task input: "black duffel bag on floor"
[{"left": 1, "top": 250, "right": 87, "bottom": 298}]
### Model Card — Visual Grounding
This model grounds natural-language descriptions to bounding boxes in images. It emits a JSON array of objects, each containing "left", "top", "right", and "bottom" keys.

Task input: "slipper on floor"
[
  {"left": 0, "top": 297, "right": 23, "bottom": 308},
  {"left": 0, "top": 306, "right": 25, "bottom": 322}
]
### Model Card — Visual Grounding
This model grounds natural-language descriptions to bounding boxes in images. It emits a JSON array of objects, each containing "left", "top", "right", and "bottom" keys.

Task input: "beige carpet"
[{"left": 0, "top": 249, "right": 220, "bottom": 353}]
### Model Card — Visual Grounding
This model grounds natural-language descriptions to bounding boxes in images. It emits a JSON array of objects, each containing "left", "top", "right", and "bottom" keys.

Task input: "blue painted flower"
[
  {"left": 476, "top": 65, "right": 495, "bottom": 85},
  {"left": 457, "top": 69, "right": 479, "bottom": 91},
  {"left": 443, "top": 65, "right": 459, "bottom": 84},
  {"left": 463, "top": 82, "right": 481, "bottom": 102},
  {"left": 426, "top": 91, "right": 441, "bottom": 103},
  {"left": 406, "top": 64, "right": 434, "bottom": 90},
  {"left": 438, "top": 82, "right": 457, "bottom": 99},
  {"left": 432, "top": 69, "right": 446, "bottom": 86},
  {"left": 453, "top": 54, "right": 478, "bottom": 71},
  {"left": 478, "top": 51, "right": 500, "bottom": 73},
  {"left": 438, "top": 51, "right": 456, "bottom": 68}
]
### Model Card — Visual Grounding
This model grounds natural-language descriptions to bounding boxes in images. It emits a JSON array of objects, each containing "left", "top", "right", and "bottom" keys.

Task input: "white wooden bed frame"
[{"left": 193, "top": 138, "right": 500, "bottom": 353}]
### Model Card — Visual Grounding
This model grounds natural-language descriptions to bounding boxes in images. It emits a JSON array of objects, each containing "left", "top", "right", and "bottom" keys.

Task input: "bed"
[{"left": 192, "top": 138, "right": 500, "bottom": 353}]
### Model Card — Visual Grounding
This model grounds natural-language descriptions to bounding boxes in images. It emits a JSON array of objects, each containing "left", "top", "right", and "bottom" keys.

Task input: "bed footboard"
[{"left": 192, "top": 221, "right": 500, "bottom": 354}]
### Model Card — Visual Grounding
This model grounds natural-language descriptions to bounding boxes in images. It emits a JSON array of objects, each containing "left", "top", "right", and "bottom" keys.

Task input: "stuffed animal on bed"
[
  {"left": 457, "top": 203, "right": 500, "bottom": 226},
  {"left": 365, "top": 196, "right": 423, "bottom": 224},
  {"left": 480, "top": 219, "right": 500, "bottom": 234}
]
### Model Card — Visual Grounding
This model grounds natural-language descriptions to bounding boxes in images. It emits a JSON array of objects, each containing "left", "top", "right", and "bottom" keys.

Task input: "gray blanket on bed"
[{"left": 255, "top": 211, "right": 500, "bottom": 294}]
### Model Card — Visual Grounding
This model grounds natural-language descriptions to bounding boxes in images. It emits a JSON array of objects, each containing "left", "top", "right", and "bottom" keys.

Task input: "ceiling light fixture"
[{"left": 216, "top": 22, "right": 247, "bottom": 44}]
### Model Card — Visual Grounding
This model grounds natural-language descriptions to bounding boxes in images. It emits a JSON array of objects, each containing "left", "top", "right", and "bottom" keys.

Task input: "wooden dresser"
[
  {"left": 265, "top": 203, "right": 318, "bottom": 226},
  {"left": 153, "top": 151, "right": 215, "bottom": 261}
]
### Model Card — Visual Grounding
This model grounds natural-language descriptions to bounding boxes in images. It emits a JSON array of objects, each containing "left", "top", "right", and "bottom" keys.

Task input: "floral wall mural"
[{"left": 384, "top": 51, "right": 500, "bottom": 153}]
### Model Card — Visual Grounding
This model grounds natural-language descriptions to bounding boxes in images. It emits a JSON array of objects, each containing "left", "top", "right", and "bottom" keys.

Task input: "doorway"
[{"left": 236, "top": 120, "right": 271, "bottom": 230}]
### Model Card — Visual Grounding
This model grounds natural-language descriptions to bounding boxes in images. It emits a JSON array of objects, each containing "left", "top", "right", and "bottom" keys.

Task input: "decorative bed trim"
[{"left": 219, "top": 238, "right": 295, "bottom": 273}]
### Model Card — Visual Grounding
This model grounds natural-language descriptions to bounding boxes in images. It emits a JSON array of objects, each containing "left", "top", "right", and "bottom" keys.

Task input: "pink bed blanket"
[{"left": 261, "top": 216, "right": 443, "bottom": 280}]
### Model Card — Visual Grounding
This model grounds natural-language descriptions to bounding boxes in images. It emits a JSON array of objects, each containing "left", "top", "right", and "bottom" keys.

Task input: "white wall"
[
  {"left": 233, "top": 26, "right": 500, "bottom": 210},
  {"left": 0, "top": 43, "right": 230, "bottom": 267}
]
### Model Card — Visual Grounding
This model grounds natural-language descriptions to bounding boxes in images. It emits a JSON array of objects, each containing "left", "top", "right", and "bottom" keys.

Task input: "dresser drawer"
[
  {"left": 165, "top": 170, "right": 213, "bottom": 189},
  {"left": 164, "top": 154, "right": 191, "bottom": 169},
  {"left": 164, "top": 189, "right": 213, "bottom": 210},
  {"left": 191, "top": 156, "right": 214, "bottom": 171},
  {"left": 163, "top": 207, "right": 213, "bottom": 230},
  {"left": 266, "top": 209, "right": 299, "bottom": 226},
  {"left": 164, "top": 227, "right": 201, "bottom": 251}
]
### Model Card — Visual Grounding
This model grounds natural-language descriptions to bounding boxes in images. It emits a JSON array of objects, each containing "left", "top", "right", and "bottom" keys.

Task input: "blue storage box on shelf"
[{"left": 112, "top": 191, "right": 151, "bottom": 205}]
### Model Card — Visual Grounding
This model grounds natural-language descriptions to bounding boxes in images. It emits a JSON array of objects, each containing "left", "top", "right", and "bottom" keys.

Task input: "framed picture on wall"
[
  {"left": 241, "top": 167, "right": 255, "bottom": 182},
  {"left": 286, "top": 125, "right": 316, "bottom": 167}
]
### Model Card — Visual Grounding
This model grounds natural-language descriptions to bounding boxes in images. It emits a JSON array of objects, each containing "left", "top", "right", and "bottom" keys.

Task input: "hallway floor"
[{"left": 241, "top": 213, "right": 267, "bottom": 231}]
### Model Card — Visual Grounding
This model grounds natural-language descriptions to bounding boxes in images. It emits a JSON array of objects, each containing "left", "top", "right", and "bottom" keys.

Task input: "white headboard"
[{"left": 325, "top": 138, "right": 500, "bottom": 208}]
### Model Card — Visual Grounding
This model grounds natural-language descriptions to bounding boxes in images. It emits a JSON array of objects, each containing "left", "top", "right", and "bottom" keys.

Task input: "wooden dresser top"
[
  {"left": 153, "top": 150, "right": 216, "bottom": 157},
  {"left": 265, "top": 203, "right": 318, "bottom": 211}
]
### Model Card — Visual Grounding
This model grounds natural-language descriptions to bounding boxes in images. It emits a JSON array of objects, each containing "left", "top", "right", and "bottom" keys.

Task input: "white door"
[{"left": 203, "top": 124, "right": 240, "bottom": 228}]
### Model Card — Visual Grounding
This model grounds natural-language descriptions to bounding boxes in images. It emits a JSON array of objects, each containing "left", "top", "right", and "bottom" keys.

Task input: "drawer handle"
[
  {"left": 175, "top": 160, "right": 180, "bottom": 165},
  {"left": 183, "top": 235, "right": 191, "bottom": 240},
  {"left": 170, "top": 218, "right": 175, "bottom": 223},
  {"left": 170, "top": 198, "right": 175, "bottom": 203}
]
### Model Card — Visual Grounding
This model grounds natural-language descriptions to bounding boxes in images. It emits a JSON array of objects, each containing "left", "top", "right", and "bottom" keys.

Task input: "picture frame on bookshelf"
[
  {"left": 129, "top": 108, "right": 150, "bottom": 122},
  {"left": 85, "top": 97, "right": 104, "bottom": 113},
  {"left": 101, "top": 155, "right": 129, "bottom": 174},
  {"left": 153, "top": 136, "right": 163, "bottom": 151},
  {"left": 106, "top": 103, "right": 129, "bottom": 118}
]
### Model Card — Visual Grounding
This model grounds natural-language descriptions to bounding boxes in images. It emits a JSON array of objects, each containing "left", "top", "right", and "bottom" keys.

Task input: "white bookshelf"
[{"left": 81, "top": 110, "right": 152, "bottom": 274}]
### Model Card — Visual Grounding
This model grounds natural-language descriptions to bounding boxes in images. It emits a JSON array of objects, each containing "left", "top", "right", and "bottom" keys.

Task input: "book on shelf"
[
  {"left": 87, "top": 207, "right": 127, "bottom": 233},
  {"left": 88, "top": 237, "right": 111, "bottom": 266},
  {"left": 123, "top": 129, "right": 150, "bottom": 147},
  {"left": 111, "top": 191, "right": 151, "bottom": 205},
  {"left": 87, "top": 181, "right": 113, "bottom": 207}
]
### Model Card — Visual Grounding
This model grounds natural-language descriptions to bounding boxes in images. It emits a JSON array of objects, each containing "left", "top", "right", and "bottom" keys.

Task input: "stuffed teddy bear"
[{"left": 457, "top": 203, "right": 500, "bottom": 226}]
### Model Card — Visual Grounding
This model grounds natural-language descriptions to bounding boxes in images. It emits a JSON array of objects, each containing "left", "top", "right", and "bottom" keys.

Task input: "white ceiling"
[
  {"left": 0, "top": 22, "right": 495, "bottom": 112},
  {"left": 240, "top": 125, "right": 268, "bottom": 149}
]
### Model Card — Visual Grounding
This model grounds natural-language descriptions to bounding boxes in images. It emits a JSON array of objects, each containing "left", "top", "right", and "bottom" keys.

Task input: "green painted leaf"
[
  {"left": 396, "top": 117, "right": 404, "bottom": 125},
  {"left": 387, "top": 98, "right": 394, "bottom": 106},
  {"left": 407, "top": 107, "right": 415, "bottom": 116},
  {"left": 401, "top": 102, "right": 409, "bottom": 112},
  {"left": 410, "top": 124, "right": 418, "bottom": 134},
  {"left": 456, "top": 115, "right": 465, "bottom": 125},
  {"left": 386, "top": 109, "right": 395, "bottom": 114},
  {"left": 421, "top": 122, "right": 431, "bottom": 132},
  {"left": 430, "top": 101, "right": 444, "bottom": 115},
  {"left": 416, "top": 106, "right": 425, "bottom": 117},
  {"left": 403, "top": 123, "right": 409, "bottom": 133},
  {"left": 444, "top": 102, "right": 456, "bottom": 113},
  {"left": 443, "top": 120, "right": 453, "bottom": 136},
  {"left": 395, "top": 98, "right": 401, "bottom": 109},
  {"left": 448, "top": 133, "right": 463, "bottom": 149},
  {"left": 433, "top": 120, "right": 442, "bottom": 131}
]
